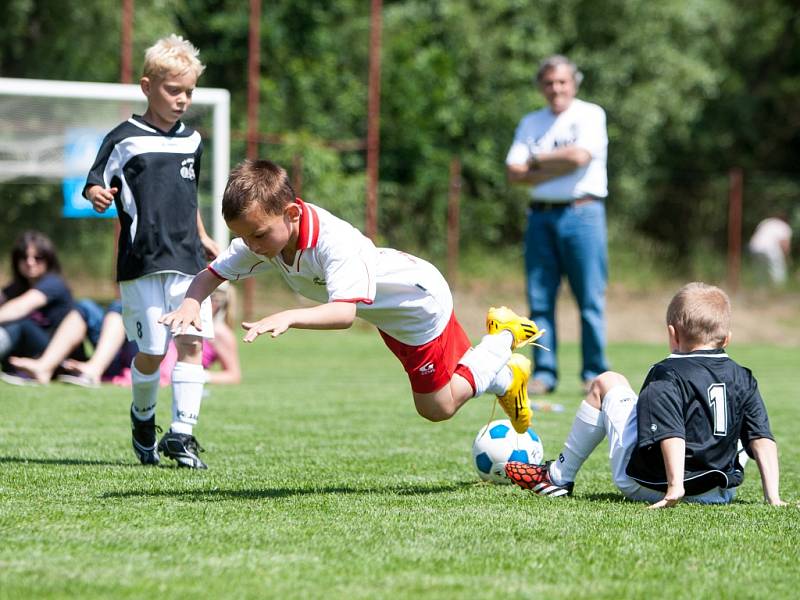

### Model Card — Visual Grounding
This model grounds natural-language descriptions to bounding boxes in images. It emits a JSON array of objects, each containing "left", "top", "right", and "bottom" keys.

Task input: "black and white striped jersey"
[
  {"left": 83, "top": 115, "right": 205, "bottom": 282},
  {"left": 626, "top": 349, "right": 774, "bottom": 495}
]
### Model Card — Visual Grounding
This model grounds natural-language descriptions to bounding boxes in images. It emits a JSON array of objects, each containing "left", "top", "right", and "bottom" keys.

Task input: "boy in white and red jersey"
[{"left": 161, "top": 159, "right": 545, "bottom": 432}]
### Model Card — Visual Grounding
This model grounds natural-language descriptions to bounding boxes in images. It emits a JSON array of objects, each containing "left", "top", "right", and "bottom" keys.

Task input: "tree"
[{"left": 1, "top": 0, "right": 799, "bottom": 274}]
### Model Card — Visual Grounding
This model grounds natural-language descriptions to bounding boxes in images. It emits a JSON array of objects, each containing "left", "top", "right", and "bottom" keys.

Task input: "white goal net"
[{"left": 0, "top": 77, "right": 230, "bottom": 246}]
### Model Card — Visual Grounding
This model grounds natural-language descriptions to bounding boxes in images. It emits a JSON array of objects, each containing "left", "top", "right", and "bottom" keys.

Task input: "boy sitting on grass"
[
  {"left": 161, "top": 159, "right": 545, "bottom": 434},
  {"left": 506, "top": 282, "right": 785, "bottom": 507}
]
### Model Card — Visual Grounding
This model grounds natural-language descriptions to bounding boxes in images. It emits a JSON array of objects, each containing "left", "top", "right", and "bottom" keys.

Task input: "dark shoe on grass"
[{"left": 157, "top": 430, "right": 207, "bottom": 469}]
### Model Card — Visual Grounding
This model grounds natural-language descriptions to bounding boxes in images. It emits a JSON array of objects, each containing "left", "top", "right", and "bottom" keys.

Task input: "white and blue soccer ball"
[{"left": 472, "top": 419, "right": 544, "bottom": 484}]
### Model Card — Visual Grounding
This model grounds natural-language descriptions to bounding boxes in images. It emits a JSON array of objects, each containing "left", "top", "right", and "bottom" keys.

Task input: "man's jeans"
[{"left": 524, "top": 199, "right": 608, "bottom": 389}]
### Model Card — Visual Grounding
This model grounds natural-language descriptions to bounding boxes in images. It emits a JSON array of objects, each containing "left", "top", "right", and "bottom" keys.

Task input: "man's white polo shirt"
[{"left": 506, "top": 98, "right": 608, "bottom": 201}]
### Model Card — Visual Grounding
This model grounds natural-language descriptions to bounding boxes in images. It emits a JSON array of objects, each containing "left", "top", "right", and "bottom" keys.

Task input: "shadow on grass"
[
  {"left": 101, "top": 480, "right": 476, "bottom": 501},
  {"left": 0, "top": 455, "right": 135, "bottom": 467},
  {"left": 580, "top": 492, "right": 629, "bottom": 503},
  {"left": 579, "top": 492, "right": 770, "bottom": 506}
]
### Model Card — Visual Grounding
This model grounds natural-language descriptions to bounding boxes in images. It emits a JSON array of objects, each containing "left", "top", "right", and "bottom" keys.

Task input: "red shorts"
[{"left": 379, "top": 312, "right": 472, "bottom": 394}]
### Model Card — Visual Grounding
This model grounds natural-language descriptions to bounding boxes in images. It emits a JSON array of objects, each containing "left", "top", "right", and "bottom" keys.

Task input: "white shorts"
[
  {"left": 120, "top": 272, "right": 214, "bottom": 355},
  {"left": 602, "top": 385, "right": 737, "bottom": 505}
]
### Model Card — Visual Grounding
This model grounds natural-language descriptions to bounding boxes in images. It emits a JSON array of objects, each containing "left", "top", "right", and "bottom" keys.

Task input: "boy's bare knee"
[
  {"left": 416, "top": 404, "right": 456, "bottom": 422},
  {"left": 134, "top": 352, "right": 165, "bottom": 374},
  {"left": 417, "top": 407, "right": 448, "bottom": 422},
  {"left": 586, "top": 371, "right": 631, "bottom": 408},
  {"left": 414, "top": 395, "right": 457, "bottom": 422},
  {"left": 174, "top": 334, "right": 203, "bottom": 358}
]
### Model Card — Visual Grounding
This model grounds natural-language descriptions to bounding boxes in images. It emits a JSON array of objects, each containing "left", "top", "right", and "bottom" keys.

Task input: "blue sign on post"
[{"left": 62, "top": 128, "right": 117, "bottom": 218}]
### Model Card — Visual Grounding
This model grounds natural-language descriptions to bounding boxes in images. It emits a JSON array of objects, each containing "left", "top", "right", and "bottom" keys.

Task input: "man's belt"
[{"left": 529, "top": 195, "right": 601, "bottom": 211}]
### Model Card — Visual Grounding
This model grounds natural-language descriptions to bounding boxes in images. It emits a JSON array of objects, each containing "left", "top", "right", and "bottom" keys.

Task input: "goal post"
[{"left": 0, "top": 76, "right": 231, "bottom": 246}]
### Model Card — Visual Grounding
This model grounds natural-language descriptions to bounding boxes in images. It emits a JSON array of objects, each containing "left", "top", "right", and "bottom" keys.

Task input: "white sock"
[
  {"left": 131, "top": 361, "right": 160, "bottom": 421},
  {"left": 549, "top": 400, "right": 606, "bottom": 485},
  {"left": 486, "top": 365, "right": 513, "bottom": 396},
  {"left": 457, "top": 331, "right": 513, "bottom": 396},
  {"left": 170, "top": 361, "right": 206, "bottom": 435}
]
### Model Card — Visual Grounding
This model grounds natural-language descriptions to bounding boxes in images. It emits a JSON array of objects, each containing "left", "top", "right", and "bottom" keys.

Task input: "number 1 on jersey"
[{"left": 707, "top": 383, "right": 727, "bottom": 436}]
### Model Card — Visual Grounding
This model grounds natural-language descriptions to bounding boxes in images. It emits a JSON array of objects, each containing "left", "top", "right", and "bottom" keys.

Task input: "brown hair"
[
  {"left": 10, "top": 230, "right": 61, "bottom": 288},
  {"left": 666, "top": 282, "right": 731, "bottom": 347},
  {"left": 222, "top": 159, "right": 296, "bottom": 221}
]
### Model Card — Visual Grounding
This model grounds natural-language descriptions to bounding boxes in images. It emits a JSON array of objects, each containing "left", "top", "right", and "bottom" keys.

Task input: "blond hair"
[
  {"left": 142, "top": 34, "right": 205, "bottom": 80},
  {"left": 666, "top": 282, "right": 731, "bottom": 347},
  {"left": 211, "top": 281, "right": 236, "bottom": 329}
]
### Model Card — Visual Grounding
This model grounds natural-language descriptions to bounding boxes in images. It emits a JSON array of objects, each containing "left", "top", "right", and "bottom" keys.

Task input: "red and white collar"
[{"left": 295, "top": 197, "right": 320, "bottom": 250}]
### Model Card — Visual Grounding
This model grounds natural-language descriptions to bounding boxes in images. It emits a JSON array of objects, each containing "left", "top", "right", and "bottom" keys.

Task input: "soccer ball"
[{"left": 472, "top": 419, "right": 544, "bottom": 484}]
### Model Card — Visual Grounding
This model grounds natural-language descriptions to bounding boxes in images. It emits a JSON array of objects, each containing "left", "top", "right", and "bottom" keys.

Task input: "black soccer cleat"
[
  {"left": 130, "top": 407, "right": 160, "bottom": 466},
  {"left": 157, "top": 430, "right": 207, "bottom": 469},
  {"left": 505, "top": 461, "right": 574, "bottom": 497}
]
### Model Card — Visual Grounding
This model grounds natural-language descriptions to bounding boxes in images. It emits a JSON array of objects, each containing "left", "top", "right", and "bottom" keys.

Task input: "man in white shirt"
[
  {"left": 506, "top": 55, "right": 609, "bottom": 395},
  {"left": 748, "top": 215, "right": 792, "bottom": 285}
]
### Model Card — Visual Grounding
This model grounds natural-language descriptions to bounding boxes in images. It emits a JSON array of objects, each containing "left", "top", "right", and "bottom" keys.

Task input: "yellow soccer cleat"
[
  {"left": 497, "top": 353, "right": 533, "bottom": 434},
  {"left": 486, "top": 306, "right": 545, "bottom": 350}
]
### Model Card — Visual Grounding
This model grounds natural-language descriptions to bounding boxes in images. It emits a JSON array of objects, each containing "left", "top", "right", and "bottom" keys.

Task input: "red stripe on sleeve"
[
  {"left": 207, "top": 266, "right": 228, "bottom": 281},
  {"left": 332, "top": 298, "right": 374, "bottom": 305}
]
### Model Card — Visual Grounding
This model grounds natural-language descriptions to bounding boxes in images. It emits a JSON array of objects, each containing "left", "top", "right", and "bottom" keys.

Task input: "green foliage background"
[{"left": 1, "top": 0, "right": 799, "bottom": 277}]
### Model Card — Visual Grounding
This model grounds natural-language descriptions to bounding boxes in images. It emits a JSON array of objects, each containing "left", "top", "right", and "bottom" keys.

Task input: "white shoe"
[
  {"left": 56, "top": 373, "right": 100, "bottom": 388},
  {"left": 0, "top": 371, "right": 39, "bottom": 386}
]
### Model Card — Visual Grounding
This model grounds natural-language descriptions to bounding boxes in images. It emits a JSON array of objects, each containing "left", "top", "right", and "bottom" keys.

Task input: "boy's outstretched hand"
[
  {"left": 160, "top": 300, "right": 203, "bottom": 335},
  {"left": 240, "top": 303, "right": 355, "bottom": 343},
  {"left": 241, "top": 313, "right": 293, "bottom": 342}
]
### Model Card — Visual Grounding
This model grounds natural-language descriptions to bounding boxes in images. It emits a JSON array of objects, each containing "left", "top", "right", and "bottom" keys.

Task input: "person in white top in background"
[
  {"left": 506, "top": 54, "right": 609, "bottom": 396},
  {"left": 748, "top": 214, "right": 792, "bottom": 286}
]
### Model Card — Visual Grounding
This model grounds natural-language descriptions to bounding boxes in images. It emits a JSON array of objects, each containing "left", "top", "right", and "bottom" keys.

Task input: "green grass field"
[{"left": 1, "top": 328, "right": 798, "bottom": 599}]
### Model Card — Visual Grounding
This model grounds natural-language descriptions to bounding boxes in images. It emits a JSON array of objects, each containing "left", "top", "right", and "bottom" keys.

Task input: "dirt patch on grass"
[{"left": 452, "top": 279, "right": 800, "bottom": 347}]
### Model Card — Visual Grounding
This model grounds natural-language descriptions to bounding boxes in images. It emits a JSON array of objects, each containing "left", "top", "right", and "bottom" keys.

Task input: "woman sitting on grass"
[
  {"left": 8, "top": 284, "right": 241, "bottom": 388},
  {"left": 0, "top": 230, "right": 73, "bottom": 382}
]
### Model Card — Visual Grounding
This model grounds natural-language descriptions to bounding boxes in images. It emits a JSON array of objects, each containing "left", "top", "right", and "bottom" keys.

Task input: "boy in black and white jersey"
[
  {"left": 84, "top": 34, "right": 219, "bottom": 469},
  {"left": 507, "top": 282, "right": 785, "bottom": 507}
]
